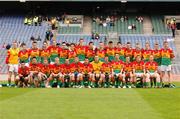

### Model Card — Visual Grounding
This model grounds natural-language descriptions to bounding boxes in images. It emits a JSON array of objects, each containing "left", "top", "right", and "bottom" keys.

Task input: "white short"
[
  {"left": 135, "top": 73, "right": 144, "bottom": 77},
  {"left": 50, "top": 62, "right": 55, "bottom": 65},
  {"left": 25, "top": 63, "right": 29, "bottom": 67},
  {"left": 9, "top": 64, "right": 18, "bottom": 73},
  {"left": 158, "top": 66, "right": 161, "bottom": 71},
  {"left": 161, "top": 65, "right": 171, "bottom": 72},
  {"left": 149, "top": 73, "right": 155, "bottom": 76}
]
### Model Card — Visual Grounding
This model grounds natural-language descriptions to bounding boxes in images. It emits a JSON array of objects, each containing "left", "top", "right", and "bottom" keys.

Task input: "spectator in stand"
[
  {"left": 136, "top": 16, "right": 143, "bottom": 23},
  {"left": 33, "top": 16, "right": 38, "bottom": 26},
  {"left": 46, "top": 29, "right": 53, "bottom": 41},
  {"left": 38, "top": 15, "right": 42, "bottom": 26},
  {"left": 171, "top": 21, "right": 176, "bottom": 38}
]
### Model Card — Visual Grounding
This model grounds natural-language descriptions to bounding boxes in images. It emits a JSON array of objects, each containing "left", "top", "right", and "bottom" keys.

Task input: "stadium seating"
[
  {"left": 151, "top": 16, "right": 171, "bottom": 34},
  {"left": 92, "top": 16, "right": 143, "bottom": 34},
  {"left": 58, "top": 26, "right": 82, "bottom": 34}
]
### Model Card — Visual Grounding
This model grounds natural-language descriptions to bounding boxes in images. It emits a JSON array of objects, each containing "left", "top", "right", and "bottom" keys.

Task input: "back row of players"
[{"left": 6, "top": 39, "right": 175, "bottom": 88}]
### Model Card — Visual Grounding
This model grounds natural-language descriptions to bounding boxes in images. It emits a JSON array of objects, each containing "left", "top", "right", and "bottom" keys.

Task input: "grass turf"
[{"left": 0, "top": 88, "right": 180, "bottom": 119}]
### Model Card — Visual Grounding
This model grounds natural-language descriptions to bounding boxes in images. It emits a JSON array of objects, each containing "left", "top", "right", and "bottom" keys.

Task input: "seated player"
[
  {"left": 16, "top": 61, "right": 29, "bottom": 87},
  {"left": 91, "top": 56, "right": 103, "bottom": 88},
  {"left": 70, "top": 57, "right": 83, "bottom": 88},
  {"left": 145, "top": 55, "right": 161, "bottom": 88},
  {"left": 111, "top": 54, "right": 124, "bottom": 88},
  {"left": 79, "top": 58, "right": 93, "bottom": 88},
  {"left": 61, "top": 59, "right": 74, "bottom": 87},
  {"left": 29, "top": 57, "right": 41, "bottom": 87},
  {"left": 48, "top": 57, "right": 62, "bottom": 88},
  {"left": 39, "top": 58, "right": 51, "bottom": 87},
  {"left": 123, "top": 56, "right": 133, "bottom": 88},
  {"left": 101, "top": 56, "right": 113, "bottom": 88},
  {"left": 132, "top": 55, "right": 146, "bottom": 88}
]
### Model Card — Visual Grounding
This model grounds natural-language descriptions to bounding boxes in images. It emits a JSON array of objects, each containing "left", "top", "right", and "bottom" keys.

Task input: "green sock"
[
  {"left": 80, "top": 80, "right": 84, "bottom": 86},
  {"left": 58, "top": 80, "right": 62, "bottom": 87},
  {"left": 156, "top": 82, "right": 161, "bottom": 88}
]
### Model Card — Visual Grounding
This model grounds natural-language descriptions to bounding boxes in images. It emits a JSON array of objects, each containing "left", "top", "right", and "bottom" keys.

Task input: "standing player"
[
  {"left": 160, "top": 41, "right": 175, "bottom": 87},
  {"left": 16, "top": 61, "right": 29, "bottom": 87},
  {"left": 75, "top": 39, "right": 87, "bottom": 62},
  {"left": 48, "top": 40, "right": 60, "bottom": 64},
  {"left": 18, "top": 43, "right": 29, "bottom": 66},
  {"left": 133, "top": 55, "right": 146, "bottom": 88},
  {"left": 40, "top": 41, "right": 50, "bottom": 63},
  {"left": 101, "top": 56, "right": 113, "bottom": 88},
  {"left": 111, "top": 54, "right": 124, "bottom": 88},
  {"left": 86, "top": 42, "right": 95, "bottom": 62},
  {"left": 29, "top": 41, "right": 40, "bottom": 62},
  {"left": 91, "top": 56, "right": 103, "bottom": 88},
  {"left": 152, "top": 43, "right": 161, "bottom": 73},
  {"left": 125, "top": 42, "right": 133, "bottom": 61},
  {"left": 123, "top": 56, "right": 133, "bottom": 88},
  {"left": 132, "top": 42, "right": 143, "bottom": 61},
  {"left": 68, "top": 43, "right": 77, "bottom": 63},
  {"left": 29, "top": 57, "right": 41, "bottom": 87},
  {"left": 96, "top": 42, "right": 106, "bottom": 62},
  {"left": 145, "top": 55, "right": 161, "bottom": 88},
  {"left": 59, "top": 42, "right": 69, "bottom": 64},
  {"left": 115, "top": 42, "right": 126, "bottom": 62},
  {"left": 7, "top": 41, "right": 20, "bottom": 87},
  {"left": 142, "top": 42, "right": 152, "bottom": 62},
  {"left": 106, "top": 41, "right": 115, "bottom": 62}
]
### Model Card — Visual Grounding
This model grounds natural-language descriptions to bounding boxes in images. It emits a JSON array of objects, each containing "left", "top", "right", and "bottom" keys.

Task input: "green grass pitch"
[{"left": 0, "top": 83, "right": 180, "bottom": 119}]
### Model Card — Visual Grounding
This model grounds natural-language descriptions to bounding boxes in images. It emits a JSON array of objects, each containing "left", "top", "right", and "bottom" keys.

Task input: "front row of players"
[{"left": 16, "top": 54, "right": 161, "bottom": 88}]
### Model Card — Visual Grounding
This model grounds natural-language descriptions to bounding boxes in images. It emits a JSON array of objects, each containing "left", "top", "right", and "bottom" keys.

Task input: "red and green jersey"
[
  {"left": 86, "top": 47, "right": 95, "bottom": 62},
  {"left": 132, "top": 49, "right": 142, "bottom": 60},
  {"left": 133, "top": 61, "right": 145, "bottom": 73},
  {"left": 142, "top": 49, "right": 152, "bottom": 62},
  {"left": 96, "top": 49, "right": 106, "bottom": 62},
  {"left": 101, "top": 62, "right": 112, "bottom": 73},
  {"left": 125, "top": 48, "right": 133, "bottom": 59},
  {"left": 115, "top": 47, "right": 126, "bottom": 61},
  {"left": 29, "top": 48, "right": 40, "bottom": 62},
  {"left": 145, "top": 61, "right": 158, "bottom": 73},
  {"left": 50, "top": 64, "right": 61, "bottom": 74},
  {"left": 70, "top": 62, "right": 83, "bottom": 73},
  {"left": 18, "top": 49, "right": 29, "bottom": 63},
  {"left": 82, "top": 63, "right": 93, "bottom": 73},
  {"left": 68, "top": 50, "right": 77, "bottom": 63},
  {"left": 106, "top": 47, "right": 115, "bottom": 56},
  {"left": 59, "top": 48, "right": 68, "bottom": 58},
  {"left": 111, "top": 60, "right": 124, "bottom": 73},
  {"left": 39, "top": 64, "right": 51, "bottom": 75},
  {"left": 48, "top": 46, "right": 60, "bottom": 62},
  {"left": 40, "top": 49, "right": 50, "bottom": 63},
  {"left": 160, "top": 48, "right": 174, "bottom": 66},
  {"left": 18, "top": 66, "right": 29, "bottom": 76},
  {"left": 61, "top": 64, "right": 72, "bottom": 74},
  {"left": 29, "top": 63, "right": 41, "bottom": 72},
  {"left": 123, "top": 62, "right": 133, "bottom": 73},
  {"left": 75, "top": 45, "right": 87, "bottom": 61},
  {"left": 152, "top": 49, "right": 161, "bottom": 66}
]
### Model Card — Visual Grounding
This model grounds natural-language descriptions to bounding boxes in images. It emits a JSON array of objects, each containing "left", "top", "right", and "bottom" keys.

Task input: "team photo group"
[{"left": 6, "top": 38, "right": 175, "bottom": 88}]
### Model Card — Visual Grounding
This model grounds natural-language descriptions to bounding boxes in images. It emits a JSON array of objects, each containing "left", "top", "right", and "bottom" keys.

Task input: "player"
[
  {"left": 101, "top": 56, "right": 113, "bottom": 88},
  {"left": 133, "top": 55, "right": 146, "bottom": 88},
  {"left": 115, "top": 42, "right": 126, "bottom": 62},
  {"left": 152, "top": 42, "right": 161, "bottom": 72},
  {"left": 96, "top": 42, "right": 106, "bottom": 62},
  {"left": 48, "top": 57, "right": 62, "bottom": 88},
  {"left": 111, "top": 54, "right": 124, "bottom": 88},
  {"left": 142, "top": 42, "right": 152, "bottom": 62},
  {"left": 106, "top": 41, "right": 115, "bottom": 62},
  {"left": 48, "top": 40, "right": 60, "bottom": 64},
  {"left": 40, "top": 41, "right": 50, "bottom": 63},
  {"left": 132, "top": 42, "right": 143, "bottom": 61},
  {"left": 29, "top": 57, "right": 41, "bottom": 87},
  {"left": 91, "top": 56, "right": 103, "bottom": 88},
  {"left": 59, "top": 42, "right": 68, "bottom": 64},
  {"left": 29, "top": 41, "right": 40, "bottom": 62},
  {"left": 79, "top": 58, "right": 93, "bottom": 88},
  {"left": 75, "top": 39, "right": 87, "bottom": 62},
  {"left": 7, "top": 41, "right": 20, "bottom": 87},
  {"left": 86, "top": 42, "right": 95, "bottom": 62},
  {"left": 145, "top": 55, "right": 161, "bottom": 88},
  {"left": 160, "top": 41, "right": 175, "bottom": 87},
  {"left": 123, "top": 56, "right": 133, "bottom": 88},
  {"left": 16, "top": 61, "right": 29, "bottom": 87},
  {"left": 18, "top": 43, "right": 29, "bottom": 66},
  {"left": 125, "top": 42, "right": 133, "bottom": 61},
  {"left": 68, "top": 43, "right": 77, "bottom": 63}
]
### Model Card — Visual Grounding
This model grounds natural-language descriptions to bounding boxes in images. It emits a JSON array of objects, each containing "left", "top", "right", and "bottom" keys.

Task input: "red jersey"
[
  {"left": 59, "top": 48, "right": 69, "bottom": 58},
  {"left": 82, "top": 63, "right": 93, "bottom": 73},
  {"left": 68, "top": 50, "right": 77, "bottom": 59},
  {"left": 142, "top": 49, "right": 152, "bottom": 61},
  {"left": 40, "top": 49, "right": 50, "bottom": 58},
  {"left": 111, "top": 60, "right": 124, "bottom": 72},
  {"left": 61, "top": 64, "right": 72, "bottom": 74},
  {"left": 39, "top": 64, "right": 51, "bottom": 74},
  {"left": 29, "top": 63, "right": 41, "bottom": 72},
  {"left": 105, "top": 47, "right": 115, "bottom": 56},
  {"left": 101, "top": 62, "right": 112, "bottom": 73},
  {"left": 96, "top": 49, "right": 106, "bottom": 58},
  {"left": 133, "top": 61, "right": 145, "bottom": 73},
  {"left": 75, "top": 45, "right": 87, "bottom": 56},
  {"left": 145, "top": 61, "right": 158, "bottom": 73},
  {"left": 70, "top": 62, "right": 83, "bottom": 73},
  {"left": 125, "top": 48, "right": 133, "bottom": 58},
  {"left": 18, "top": 66, "right": 29, "bottom": 76},
  {"left": 50, "top": 64, "right": 61, "bottom": 74},
  {"left": 115, "top": 47, "right": 126, "bottom": 56},
  {"left": 132, "top": 49, "right": 142, "bottom": 60},
  {"left": 86, "top": 47, "right": 95, "bottom": 58},
  {"left": 48, "top": 45, "right": 60, "bottom": 56},
  {"left": 123, "top": 62, "right": 133, "bottom": 72},
  {"left": 18, "top": 49, "right": 29, "bottom": 63},
  {"left": 29, "top": 48, "right": 40, "bottom": 58}
]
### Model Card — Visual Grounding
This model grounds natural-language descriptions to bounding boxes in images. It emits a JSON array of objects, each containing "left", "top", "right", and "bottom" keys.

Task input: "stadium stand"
[{"left": 58, "top": 26, "right": 82, "bottom": 34}]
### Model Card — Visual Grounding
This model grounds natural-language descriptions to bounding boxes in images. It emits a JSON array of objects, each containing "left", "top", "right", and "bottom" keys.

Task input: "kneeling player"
[
  {"left": 123, "top": 56, "right": 133, "bottom": 88},
  {"left": 145, "top": 55, "right": 161, "bottom": 88},
  {"left": 16, "top": 61, "right": 29, "bottom": 87},
  {"left": 133, "top": 55, "right": 146, "bottom": 88},
  {"left": 101, "top": 56, "right": 113, "bottom": 88},
  {"left": 48, "top": 57, "right": 62, "bottom": 88},
  {"left": 29, "top": 57, "right": 41, "bottom": 87}
]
